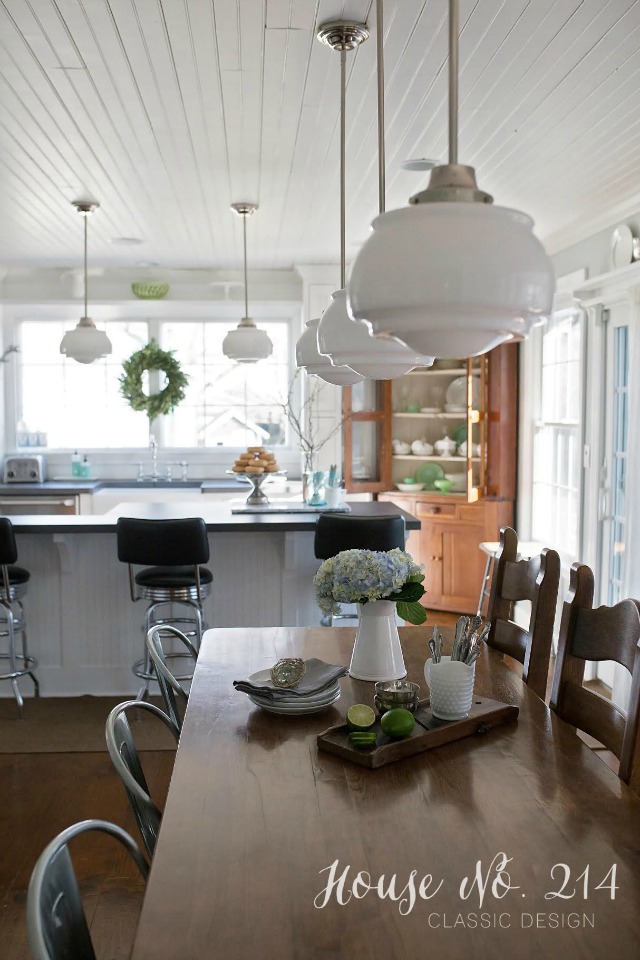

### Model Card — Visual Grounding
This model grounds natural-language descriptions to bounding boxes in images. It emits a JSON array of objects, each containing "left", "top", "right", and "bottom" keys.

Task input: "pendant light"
[
  {"left": 59, "top": 201, "right": 112, "bottom": 364},
  {"left": 316, "top": 7, "right": 433, "bottom": 379},
  {"left": 294, "top": 25, "right": 364, "bottom": 387},
  {"left": 222, "top": 203, "right": 273, "bottom": 363},
  {"left": 347, "top": 0, "right": 555, "bottom": 359}
]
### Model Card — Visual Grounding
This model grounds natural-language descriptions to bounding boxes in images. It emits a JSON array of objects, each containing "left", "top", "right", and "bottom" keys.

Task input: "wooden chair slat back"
[
  {"left": 550, "top": 562, "right": 640, "bottom": 793},
  {"left": 486, "top": 526, "right": 560, "bottom": 701},
  {"left": 491, "top": 620, "right": 528, "bottom": 663}
]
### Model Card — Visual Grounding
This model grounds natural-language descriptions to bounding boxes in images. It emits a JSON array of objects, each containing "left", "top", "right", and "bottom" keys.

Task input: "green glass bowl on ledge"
[{"left": 131, "top": 282, "right": 170, "bottom": 300}]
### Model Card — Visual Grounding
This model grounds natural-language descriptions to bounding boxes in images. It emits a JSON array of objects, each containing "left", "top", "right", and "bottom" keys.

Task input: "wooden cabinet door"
[{"left": 430, "top": 521, "right": 486, "bottom": 614}]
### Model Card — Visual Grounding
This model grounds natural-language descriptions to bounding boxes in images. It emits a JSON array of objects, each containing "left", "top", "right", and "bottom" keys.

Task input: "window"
[
  {"left": 159, "top": 321, "right": 288, "bottom": 448},
  {"left": 18, "top": 320, "right": 149, "bottom": 448},
  {"left": 14, "top": 318, "right": 291, "bottom": 450},
  {"left": 531, "top": 308, "right": 583, "bottom": 559}
]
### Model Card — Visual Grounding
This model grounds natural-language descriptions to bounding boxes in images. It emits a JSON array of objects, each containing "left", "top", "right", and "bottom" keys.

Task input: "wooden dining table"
[{"left": 131, "top": 626, "right": 640, "bottom": 960}]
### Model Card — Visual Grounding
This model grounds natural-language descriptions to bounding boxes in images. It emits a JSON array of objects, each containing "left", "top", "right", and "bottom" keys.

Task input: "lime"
[
  {"left": 380, "top": 708, "right": 416, "bottom": 738},
  {"left": 349, "top": 731, "right": 377, "bottom": 749},
  {"left": 346, "top": 704, "right": 376, "bottom": 731}
]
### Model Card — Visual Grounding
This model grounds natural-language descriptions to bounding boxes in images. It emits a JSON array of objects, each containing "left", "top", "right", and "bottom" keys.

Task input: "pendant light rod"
[
  {"left": 317, "top": 20, "right": 368, "bottom": 290},
  {"left": 376, "top": 0, "right": 385, "bottom": 214},
  {"left": 231, "top": 202, "right": 257, "bottom": 320},
  {"left": 340, "top": 48, "right": 347, "bottom": 289},
  {"left": 448, "top": 0, "right": 459, "bottom": 165},
  {"left": 72, "top": 200, "right": 98, "bottom": 319}
]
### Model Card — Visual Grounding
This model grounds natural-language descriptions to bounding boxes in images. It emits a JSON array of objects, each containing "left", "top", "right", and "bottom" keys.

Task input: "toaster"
[{"left": 3, "top": 455, "right": 47, "bottom": 483}]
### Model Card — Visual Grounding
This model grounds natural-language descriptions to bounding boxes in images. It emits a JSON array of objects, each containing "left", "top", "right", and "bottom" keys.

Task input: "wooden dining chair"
[
  {"left": 486, "top": 526, "right": 561, "bottom": 700},
  {"left": 550, "top": 563, "right": 640, "bottom": 793},
  {"left": 27, "top": 819, "right": 148, "bottom": 960},
  {"left": 146, "top": 624, "right": 197, "bottom": 732},
  {"left": 105, "top": 701, "right": 179, "bottom": 859}
]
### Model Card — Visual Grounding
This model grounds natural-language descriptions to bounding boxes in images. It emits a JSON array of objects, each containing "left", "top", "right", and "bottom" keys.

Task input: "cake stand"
[{"left": 226, "top": 470, "right": 286, "bottom": 506}]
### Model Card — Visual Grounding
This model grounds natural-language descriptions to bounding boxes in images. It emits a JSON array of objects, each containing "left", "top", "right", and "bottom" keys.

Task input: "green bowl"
[
  {"left": 433, "top": 478, "right": 454, "bottom": 493},
  {"left": 131, "top": 282, "right": 170, "bottom": 300}
]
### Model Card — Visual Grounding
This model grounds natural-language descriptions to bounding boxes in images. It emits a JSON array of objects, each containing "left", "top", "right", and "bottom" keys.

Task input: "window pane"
[
  {"left": 531, "top": 309, "right": 583, "bottom": 558},
  {"left": 18, "top": 321, "right": 149, "bottom": 448},
  {"left": 160, "top": 321, "right": 289, "bottom": 448}
]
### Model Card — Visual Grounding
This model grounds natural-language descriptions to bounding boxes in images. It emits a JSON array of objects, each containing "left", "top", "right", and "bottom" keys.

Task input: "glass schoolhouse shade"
[
  {"left": 59, "top": 317, "right": 112, "bottom": 364},
  {"left": 222, "top": 318, "right": 273, "bottom": 363},
  {"left": 296, "top": 317, "right": 363, "bottom": 385},
  {"left": 317, "top": 288, "right": 434, "bottom": 378},
  {"left": 347, "top": 199, "right": 555, "bottom": 360}
]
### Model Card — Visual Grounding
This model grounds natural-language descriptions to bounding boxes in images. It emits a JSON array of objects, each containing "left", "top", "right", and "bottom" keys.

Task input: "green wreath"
[{"left": 119, "top": 339, "right": 189, "bottom": 420}]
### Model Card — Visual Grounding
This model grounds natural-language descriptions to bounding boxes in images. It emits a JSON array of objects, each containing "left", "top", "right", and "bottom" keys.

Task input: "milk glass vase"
[{"left": 349, "top": 600, "right": 406, "bottom": 681}]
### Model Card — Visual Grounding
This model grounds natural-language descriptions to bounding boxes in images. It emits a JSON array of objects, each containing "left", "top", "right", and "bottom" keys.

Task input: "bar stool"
[
  {"left": 116, "top": 517, "right": 212, "bottom": 699},
  {"left": 314, "top": 514, "right": 406, "bottom": 625},
  {"left": 0, "top": 517, "right": 39, "bottom": 716}
]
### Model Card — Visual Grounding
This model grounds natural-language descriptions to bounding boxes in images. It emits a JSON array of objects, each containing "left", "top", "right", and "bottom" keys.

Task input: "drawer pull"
[{"left": 428, "top": 507, "right": 440, "bottom": 514}]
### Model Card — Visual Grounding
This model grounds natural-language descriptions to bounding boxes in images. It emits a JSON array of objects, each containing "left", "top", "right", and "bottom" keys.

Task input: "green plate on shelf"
[
  {"left": 415, "top": 463, "right": 445, "bottom": 489},
  {"left": 452, "top": 425, "right": 468, "bottom": 446}
]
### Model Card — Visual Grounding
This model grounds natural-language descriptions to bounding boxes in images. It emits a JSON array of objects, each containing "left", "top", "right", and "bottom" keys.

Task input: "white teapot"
[{"left": 434, "top": 435, "right": 457, "bottom": 457}]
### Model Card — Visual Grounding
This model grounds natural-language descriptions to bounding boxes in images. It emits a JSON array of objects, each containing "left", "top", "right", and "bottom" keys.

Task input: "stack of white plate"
[{"left": 246, "top": 669, "right": 341, "bottom": 715}]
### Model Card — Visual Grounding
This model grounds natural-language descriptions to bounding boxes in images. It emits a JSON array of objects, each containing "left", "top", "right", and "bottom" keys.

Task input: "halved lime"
[
  {"left": 380, "top": 708, "right": 416, "bottom": 738},
  {"left": 346, "top": 704, "right": 376, "bottom": 731},
  {"left": 349, "top": 731, "right": 377, "bottom": 749}
]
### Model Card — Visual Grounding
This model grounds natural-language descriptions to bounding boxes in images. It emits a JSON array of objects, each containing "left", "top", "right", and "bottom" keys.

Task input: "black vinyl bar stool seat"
[
  {"left": 116, "top": 517, "right": 212, "bottom": 698},
  {"left": 314, "top": 514, "right": 406, "bottom": 624},
  {"left": 314, "top": 513, "right": 406, "bottom": 560},
  {"left": 0, "top": 517, "right": 39, "bottom": 715}
]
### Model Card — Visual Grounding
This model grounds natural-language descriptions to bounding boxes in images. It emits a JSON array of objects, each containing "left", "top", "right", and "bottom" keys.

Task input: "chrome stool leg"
[
  {"left": 17, "top": 600, "right": 39, "bottom": 697},
  {"left": 477, "top": 554, "right": 494, "bottom": 617}
]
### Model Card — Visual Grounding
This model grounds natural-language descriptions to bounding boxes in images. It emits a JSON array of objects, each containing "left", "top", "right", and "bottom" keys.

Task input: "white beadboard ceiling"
[{"left": 1, "top": 0, "right": 639, "bottom": 270}]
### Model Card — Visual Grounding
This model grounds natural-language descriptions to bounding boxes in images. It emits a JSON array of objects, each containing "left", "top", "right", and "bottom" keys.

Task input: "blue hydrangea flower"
[{"left": 313, "top": 548, "right": 423, "bottom": 616}]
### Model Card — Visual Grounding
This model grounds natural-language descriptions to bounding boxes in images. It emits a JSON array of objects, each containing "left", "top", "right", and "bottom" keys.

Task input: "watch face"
[{"left": 270, "top": 658, "right": 306, "bottom": 688}]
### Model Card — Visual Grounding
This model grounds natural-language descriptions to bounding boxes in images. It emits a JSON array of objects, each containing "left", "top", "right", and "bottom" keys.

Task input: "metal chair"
[
  {"left": 551, "top": 562, "right": 640, "bottom": 793},
  {"left": 26, "top": 818, "right": 148, "bottom": 960},
  {"left": 314, "top": 514, "right": 406, "bottom": 625},
  {"left": 146, "top": 624, "right": 197, "bottom": 732},
  {"left": 105, "top": 700, "right": 179, "bottom": 859},
  {"left": 0, "top": 516, "right": 39, "bottom": 715},
  {"left": 116, "top": 516, "right": 212, "bottom": 698},
  {"left": 486, "top": 525, "right": 561, "bottom": 700}
]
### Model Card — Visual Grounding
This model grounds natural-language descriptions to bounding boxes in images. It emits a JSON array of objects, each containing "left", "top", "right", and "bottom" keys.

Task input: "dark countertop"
[
  {"left": 0, "top": 479, "right": 257, "bottom": 496},
  {"left": 9, "top": 501, "right": 420, "bottom": 534}
]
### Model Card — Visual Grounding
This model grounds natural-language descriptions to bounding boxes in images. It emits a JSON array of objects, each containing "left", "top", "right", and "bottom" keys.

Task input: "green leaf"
[
  {"left": 388, "top": 582, "right": 426, "bottom": 603},
  {"left": 408, "top": 573, "right": 425, "bottom": 584},
  {"left": 397, "top": 601, "right": 427, "bottom": 625}
]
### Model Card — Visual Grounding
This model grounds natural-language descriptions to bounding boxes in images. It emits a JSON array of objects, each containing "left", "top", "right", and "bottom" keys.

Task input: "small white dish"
[
  {"left": 248, "top": 690, "right": 341, "bottom": 714},
  {"left": 395, "top": 482, "right": 424, "bottom": 492},
  {"left": 420, "top": 406, "right": 441, "bottom": 414}
]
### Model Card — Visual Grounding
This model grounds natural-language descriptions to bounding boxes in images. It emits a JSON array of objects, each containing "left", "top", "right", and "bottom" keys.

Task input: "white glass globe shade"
[
  {"left": 296, "top": 318, "right": 363, "bottom": 386},
  {"left": 317, "top": 289, "right": 434, "bottom": 379},
  {"left": 222, "top": 321, "right": 273, "bottom": 363},
  {"left": 347, "top": 203, "right": 555, "bottom": 358},
  {"left": 59, "top": 320, "right": 112, "bottom": 364}
]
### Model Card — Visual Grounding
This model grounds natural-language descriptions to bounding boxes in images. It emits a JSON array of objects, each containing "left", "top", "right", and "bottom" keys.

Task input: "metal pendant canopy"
[
  {"left": 222, "top": 203, "right": 273, "bottom": 364},
  {"left": 347, "top": 0, "right": 555, "bottom": 359},
  {"left": 59, "top": 201, "right": 113, "bottom": 365}
]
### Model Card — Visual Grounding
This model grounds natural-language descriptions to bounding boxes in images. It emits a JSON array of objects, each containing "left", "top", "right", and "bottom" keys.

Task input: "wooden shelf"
[
  {"left": 405, "top": 368, "right": 467, "bottom": 376},
  {"left": 392, "top": 455, "right": 481, "bottom": 462},
  {"left": 393, "top": 412, "right": 475, "bottom": 419}
]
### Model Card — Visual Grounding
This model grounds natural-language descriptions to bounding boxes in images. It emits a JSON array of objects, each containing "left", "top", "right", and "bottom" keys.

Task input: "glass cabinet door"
[{"left": 342, "top": 381, "right": 391, "bottom": 492}]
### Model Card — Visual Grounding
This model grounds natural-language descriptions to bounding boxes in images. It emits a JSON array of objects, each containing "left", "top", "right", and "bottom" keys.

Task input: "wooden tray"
[{"left": 317, "top": 697, "right": 519, "bottom": 768}]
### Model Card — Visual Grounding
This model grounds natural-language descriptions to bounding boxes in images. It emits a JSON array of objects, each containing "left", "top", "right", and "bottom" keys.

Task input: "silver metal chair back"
[
  {"left": 105, "top": 700, "right": 179, "bottom": 858},
  {"left": 146, "top": 624, "right": 197, "bottom": 731},
  {"left": 26, "top": 818, "right": 148, "bottom": 960}
]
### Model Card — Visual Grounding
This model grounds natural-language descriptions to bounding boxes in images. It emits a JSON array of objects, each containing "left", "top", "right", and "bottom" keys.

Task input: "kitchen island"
[{"left": 7, "top": 501, "right": 419, "bottom": 697}]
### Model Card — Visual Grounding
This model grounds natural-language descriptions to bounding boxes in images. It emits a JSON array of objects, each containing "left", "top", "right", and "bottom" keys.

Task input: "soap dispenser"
[
  {"left": 71, "top": 450, "right": 82, "bottom": 478},
  {"left": 79, "top": 455, "right": 91, "bottom": 479}
]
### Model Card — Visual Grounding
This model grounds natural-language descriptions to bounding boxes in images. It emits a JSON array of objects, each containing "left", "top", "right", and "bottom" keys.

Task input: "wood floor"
[{"left": 0, "top": 750, "right": 174, "bottom": 959}]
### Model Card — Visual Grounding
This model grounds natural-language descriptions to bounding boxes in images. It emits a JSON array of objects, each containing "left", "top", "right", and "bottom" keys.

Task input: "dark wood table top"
[{"left": 131, "top": 627, "right": 640, "bottom": 960}]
